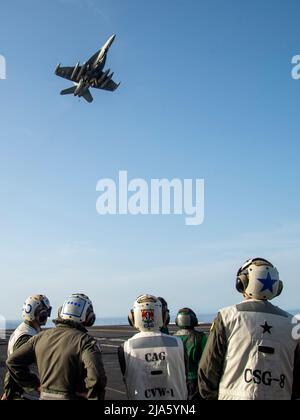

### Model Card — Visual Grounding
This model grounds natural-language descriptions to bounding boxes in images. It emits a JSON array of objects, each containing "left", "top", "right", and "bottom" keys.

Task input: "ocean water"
[
  {"left": 4, "top": 310, "right": 300, "bottom": 330},
  {"left": 4, "top": 318, "right": 129, "bottom": 330},
  {"left": 4, "top": 314, "right": 216, "bottom": 330}
]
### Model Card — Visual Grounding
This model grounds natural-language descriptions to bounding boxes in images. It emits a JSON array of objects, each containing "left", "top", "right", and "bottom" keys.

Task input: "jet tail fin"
[
  {"left": 60, "top": 86, "right": 77, "bottom": 96},
  {"left": 82, "top": 89, "right": 94, "bottom": 103}
]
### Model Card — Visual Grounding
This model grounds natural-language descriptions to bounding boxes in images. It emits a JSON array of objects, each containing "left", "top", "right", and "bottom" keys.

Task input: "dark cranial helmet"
[
  {"left": 157, "top": 297, "right": 170, "bottom": 326},
  {"left": 176, "top": 308, "right": 198, "bottom": 329}
]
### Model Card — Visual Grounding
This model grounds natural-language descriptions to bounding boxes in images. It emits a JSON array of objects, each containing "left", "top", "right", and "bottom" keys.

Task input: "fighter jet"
[{"left": 55, "top": 34, "right": 120, "bottom": 103}]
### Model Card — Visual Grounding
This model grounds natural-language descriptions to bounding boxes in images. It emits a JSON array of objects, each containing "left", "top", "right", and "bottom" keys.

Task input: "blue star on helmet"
[{"left": 258, "top": 272, "right": 278, "bottom": 293}]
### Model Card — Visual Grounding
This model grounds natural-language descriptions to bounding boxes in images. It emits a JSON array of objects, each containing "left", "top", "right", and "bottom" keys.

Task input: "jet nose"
[{"left": 108, "top": 34, "right": 116, "bottom": 46}]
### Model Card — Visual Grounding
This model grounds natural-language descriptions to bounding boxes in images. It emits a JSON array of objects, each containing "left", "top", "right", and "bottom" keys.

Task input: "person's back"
[
  {"left": 34, "top": 320, "right": 105, "bottom": 399},
  {"left": 124, "top": 330, "right": 187, "bottom": 400},
  {"left": 120, "top": 294, "right": 188, "bottom": 401},
  {"left": 199, "top": 258, "right": 300, "bottom": 400},
  {"left": 218, "top": 300, "right": 297, "bottom": 400}
]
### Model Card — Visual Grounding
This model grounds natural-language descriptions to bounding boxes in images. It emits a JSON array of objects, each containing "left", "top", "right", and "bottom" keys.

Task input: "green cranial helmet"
[{"left": 176, "top": 308, "right": 198, "bottom": 329}]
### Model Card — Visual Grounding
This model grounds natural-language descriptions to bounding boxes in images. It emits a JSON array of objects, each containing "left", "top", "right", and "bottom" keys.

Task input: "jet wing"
[
  {"left": 55, "top": 66, "right": 80, "bottom": 82},
  {"left": 97, "top": 79, "right": 120, "bottom": 92}
]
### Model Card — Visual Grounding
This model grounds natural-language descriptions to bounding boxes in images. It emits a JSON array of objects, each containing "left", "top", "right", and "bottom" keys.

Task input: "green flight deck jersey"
[{"left": 175, "top": 329, "right": 207, "bottom": 399}]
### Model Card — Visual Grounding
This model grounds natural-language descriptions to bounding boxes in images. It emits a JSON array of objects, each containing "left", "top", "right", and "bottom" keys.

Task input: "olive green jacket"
[{"left": 6, "top": 320, "right": 107, "bottom": 400}]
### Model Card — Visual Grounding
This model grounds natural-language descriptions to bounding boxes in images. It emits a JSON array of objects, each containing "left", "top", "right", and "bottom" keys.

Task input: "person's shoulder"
[
  {"left": 79, "top": 331, "right": 102, "bottom": 353},
  {"left": 127, "top": 331, "right": 144, "bottom": 340},
  {"left": 193, "top": 329, "right": 205, "bottom": 338},
  {"left": 14, "top": 334, "right": 33, "bottom": 350},
  {"left": 174, "top": 329, "right": 186, "bottom": 337},
  {"left": 218, "top": 304, "right": 238, "bottom": 317},
  {"left": 235, "top": 300, "right": 294, "bottom": 320},
  {"left": 163, "top": 333, "right": 184, "bottom": 346},
  {"left": 31, "top": 328, "right": 54, "bottom": 344},
  {"left": 123, "top": 332, "right": 143, "bottom": 350},
  {"left": 51, "top": 323, "right": 90, "bottom": 342},
  {"left": 13, "top": 322, "right": 32, "bottom": 334},
  {"left": 268, "top": 302, "right": 295, "bottom": 320},
  {"left": 12, "top": 322, "right": 24, "bottom": 332},
  {"left": 81, "top": 330, "right": 97, "bottom": 343}
]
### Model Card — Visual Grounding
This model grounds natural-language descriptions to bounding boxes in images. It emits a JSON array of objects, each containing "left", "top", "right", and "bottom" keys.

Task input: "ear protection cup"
[
  {"left": 37, "top": 310, "right": 48, "bottom": 325},
  {"left": 236, "top": 273, "right": 249, "bottom": 294},
  {"left": 85, "top": 315, "right": 95, "bottom": 328},
  {"left": 85, "top": 309, "right": 96, "bottom": 328},
  {"left": 164, "top": 311, "right": 170, "bottom": 326},
  {"left": 128, "top": 309, "right": 134, "bottom": 327},
  {"left": 193, "top": 315, "right": 198, "bottom": 327},
  {"left": 57, "top": 306, "right": 63, "bottom": 319},
  {"left": 190, "top": 312, "right": 198, "bottom": 328},
  {"left": 35, "top": 303, "right": 52, "bottom": 325},
  {"left": 79, "top": 302, "right": 96, "bottom": 328},
  {"left": 157, "top": 297, "right": 170, "bottom": 326},
  {"left": 276, "top": 280, "right": 284, "bottom": 297}
]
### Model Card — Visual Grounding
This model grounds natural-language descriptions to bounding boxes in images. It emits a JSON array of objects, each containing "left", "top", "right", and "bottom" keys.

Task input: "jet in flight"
[{"left": 55, "top": 34, "right": 120, "bottom": 103}]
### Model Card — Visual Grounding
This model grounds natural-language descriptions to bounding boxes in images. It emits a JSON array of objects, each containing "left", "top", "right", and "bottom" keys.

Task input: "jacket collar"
[{"left": 53, "top": 318, "right": 88, "bottom": 333}]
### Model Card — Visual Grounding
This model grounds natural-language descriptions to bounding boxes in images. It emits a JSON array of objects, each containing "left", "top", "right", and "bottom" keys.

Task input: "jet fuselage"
[{"left": 56, "top": 34, "right": 119, "bottom": 103}]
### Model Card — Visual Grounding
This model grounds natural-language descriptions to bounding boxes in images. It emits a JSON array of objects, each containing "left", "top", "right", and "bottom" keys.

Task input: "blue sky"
[{"left": 0, "top": 0, "right": 300, "bottom": 319}]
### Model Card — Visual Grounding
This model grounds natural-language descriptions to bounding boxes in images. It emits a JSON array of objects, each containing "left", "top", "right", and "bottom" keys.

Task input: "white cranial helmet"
[
  {"left": 22, "top": 295, "right": 52, "bottom": 326},
  {"left": 60, "top": 294, "right": 96, "bottom": 327},
  {"left": 131, "top": 294, "right": 163, "bottom": 332},
  {"left": 236, "top": 258, "right": 283, "bottom": 301}
]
